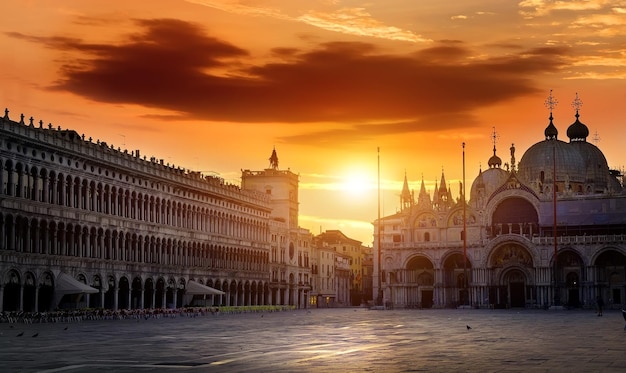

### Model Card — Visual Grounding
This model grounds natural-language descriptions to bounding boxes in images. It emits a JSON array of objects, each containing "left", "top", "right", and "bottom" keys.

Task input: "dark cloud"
[
  {"left": 278, "top": 113, "right": 479, "bottom": 145},
  {"left": 8, "top": 18, "right": 570, "bottom": 140}
]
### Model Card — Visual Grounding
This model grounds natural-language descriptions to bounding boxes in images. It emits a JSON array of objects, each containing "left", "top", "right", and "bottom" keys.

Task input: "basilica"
[{"left": 374, "top": 94, "right": 626, "bottom": 309}]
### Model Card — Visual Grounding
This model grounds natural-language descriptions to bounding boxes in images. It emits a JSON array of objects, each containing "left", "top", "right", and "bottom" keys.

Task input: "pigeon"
[
  {"left": 16, "top": 332, "right": 24, "bottom": 337},
  {"left": 32, "top": 333, "right": 39, "bottom": 338},
  {"left": 466, "top": 325, "right": 472, "bottom": 330},
  {"left": 64, "top": 326, "right": 69, "bottom": 331}
]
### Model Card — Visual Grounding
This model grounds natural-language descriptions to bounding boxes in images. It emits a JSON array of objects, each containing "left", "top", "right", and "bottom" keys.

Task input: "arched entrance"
[
  {"left": 443, "top": 253, "right": 472, "bottom": 307},
  {"left": 490, "top": 243, "right": 535, "bottom": 308},
  {"left": 144, "top": 278, "right": 154, "bottom": 309},
  {"left": 89, "top": 275, "right": 102, "bottom": 308},
  {"left": 118, "top": 277, "right": 130, "bottom": 309},
  {"left": 38, "top": 272, "right": 54, "bottom": 312},
  {"left": 155, "top": 278, "right": 165, "bottom": 308},
  {"left": 594, "top": 250, "right": 626, "bottom": 307},
  {"left": 131, "top": 277, "right": 142, "bottom": 309},
  {"left": 3, "top": 270, "right": 21, "bottom": 311},
  {"left": 405, "top": 256, "right": 434, "bottom": 308},
  {"left": 503, "top": 269, "right": 527, "bottom": 308}
]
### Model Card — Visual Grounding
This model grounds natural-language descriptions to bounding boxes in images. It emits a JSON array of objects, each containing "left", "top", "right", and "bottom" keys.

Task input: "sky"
[{"left": 2, "top": 1, "right": 626, "bottom": 245}]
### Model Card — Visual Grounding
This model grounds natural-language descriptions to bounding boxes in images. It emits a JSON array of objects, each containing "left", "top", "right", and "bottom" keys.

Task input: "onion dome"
[
  {"left": 487, "top": 127, "right": 502, "bottom": 168},
  {"left": 488, "top": 151, "right": 502, "bottom": 168},
  {"left": 567, "top": 111, "right": 589, "bottom": 142},
  {"left": 544, "top": 115, "right": 558, "bottom": 140}
]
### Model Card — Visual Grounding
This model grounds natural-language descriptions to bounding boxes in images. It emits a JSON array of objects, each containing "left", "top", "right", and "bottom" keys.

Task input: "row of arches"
[
  {"left": 0, "top": 158, "right": 268, "bottom": 241},
  {"left": 384, "top": 243, "right": 626, "bottom": 309},
  {"left": 2, "top": 212, "right": 269, "bottom": 271},
  {"left": 1, "top": 270, "right": 308, "bottom": 312}
]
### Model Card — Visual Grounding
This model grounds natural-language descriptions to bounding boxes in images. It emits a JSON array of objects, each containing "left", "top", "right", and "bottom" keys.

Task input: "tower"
[{"left": 241, "top": 147, "right": 300, "bottom": 228}]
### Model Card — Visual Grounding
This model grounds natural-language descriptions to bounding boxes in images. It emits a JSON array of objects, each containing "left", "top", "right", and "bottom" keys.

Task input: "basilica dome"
[
  {"left": 518, "top": 110, "right": 613, "bottom": 194},
  {"left": 470, "top": 166, "right": 508, "bottom": 204}
]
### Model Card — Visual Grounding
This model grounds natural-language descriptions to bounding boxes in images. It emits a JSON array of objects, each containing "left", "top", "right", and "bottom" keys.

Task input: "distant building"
[
  {"left": 360, "top": 245, "right": 374, "bottom": 305},
  {"left": 374, "top": 94, "right": 626, "bottom": 309},
  {"left": 312, "top": 241, "right": 336, "bottom": 307},
  {"left": 315, "top": 230, "right": 365, "bottom": 305}
]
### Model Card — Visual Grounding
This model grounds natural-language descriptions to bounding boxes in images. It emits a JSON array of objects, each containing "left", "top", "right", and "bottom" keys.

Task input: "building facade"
[
  {"left": 0, "top": 109, "right": 310, "bottom": 312},
  {"left": 374, "top": 97, "right": 626, "bottom": 309},
  {"left": 241, "top": 152, "right": 312, "bottom": 309},
  {"left": 315, "top": 230, "right": 366, "bottom": 305}
]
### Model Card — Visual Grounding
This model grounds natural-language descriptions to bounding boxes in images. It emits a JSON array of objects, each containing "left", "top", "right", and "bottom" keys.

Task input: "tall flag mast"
[
  {"left": 462, "top": 142, "right": 468, "bottom": 306},
  {"left": 377, "top": 147, "right": 382, "bottom": 306},
  {"left": 544, "top": 89, "right": 560, "bottom": 306}
]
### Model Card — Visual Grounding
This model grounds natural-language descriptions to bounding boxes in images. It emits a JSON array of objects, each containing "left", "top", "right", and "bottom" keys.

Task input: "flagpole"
[
  {"left": 553, "top": 141, "right": 559, "bottom": 306},
  {"left": 377, "top": 147, "right": 383, "bottom": 306},
  {"left": 462, "top": 142, "right": 468, "bottom": 306}
]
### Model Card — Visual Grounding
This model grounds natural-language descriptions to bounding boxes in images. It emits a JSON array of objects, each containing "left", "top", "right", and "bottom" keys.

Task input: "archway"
[
  {"left": 594, "top": 250, "right": 626, "bottom": 307},
  {"left": 144, "top": 278, "right": 154, "bottom": 309},
  {"left": 491, "top": 197, "right": 538, "bottom": 236},
  {"left": 132, "top": 277, "right": 142, "bottom": 309},
  {"left": 23, "top": 272, "right": 37, "bottom": 312},
  {"left": 89, "top": 275, "right": 102, "bottom": 308},
  {"left": 503, "top": 269, "right": 527, "bottom": 308},
  {"left": 490, "top": 243, "right": 535, "bottom": 308},
  {"left": 155, "top": 278, "right": 165, "bottom": 308},
  {"left": 104, "top": 276, "right": 116, "bottom": 309},
  {"left": 118, "top": 277, "right": 130, "bottom": 309},
  {"left": 38, "top": 272, "right": 54, "bottom": 312},
  {"left": 405, "top": 256, "right": 434, "bottom": 308},
  {"left": 443, "top": 253, "right": 472, "bottom": 307},
  {"left": 558, "top": 250, "right": 583, "bottom": 308},
  {"left": 3, "top": 270, "right": 21, "bottom": 311}
]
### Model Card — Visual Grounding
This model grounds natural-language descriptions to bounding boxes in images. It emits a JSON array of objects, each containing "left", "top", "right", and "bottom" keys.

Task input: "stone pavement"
[{"left": 0, "top": 307, "right": 625, "bottom": 372}]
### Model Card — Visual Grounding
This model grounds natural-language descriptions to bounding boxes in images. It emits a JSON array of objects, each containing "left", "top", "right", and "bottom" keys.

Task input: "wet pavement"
[{"left": 1, "top": 307, "right": 625, "bottom": 372}]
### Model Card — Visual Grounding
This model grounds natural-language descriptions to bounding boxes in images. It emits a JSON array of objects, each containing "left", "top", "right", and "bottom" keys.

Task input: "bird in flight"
[
  {"left": 16, "top": 331, "right": 24, "bottom": 337},
  {"left": 466, "top": 325, "right": 472, "bottom": 330}
]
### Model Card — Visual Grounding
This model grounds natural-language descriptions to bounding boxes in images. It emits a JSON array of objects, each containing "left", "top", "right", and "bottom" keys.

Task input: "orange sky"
[{"left": 2, "top": 1, "right": 626, "bottom": 245}]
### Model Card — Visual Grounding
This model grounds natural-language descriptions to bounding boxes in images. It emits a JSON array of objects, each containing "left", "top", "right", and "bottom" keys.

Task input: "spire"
[
  {"left": 400, "top": 170, "right": 413, "bottom": 210},
  {"left": 567, "top": 92, "right": 589, "bottom": 142},
  {"left": 544, "top": 89, "right": 559, "bottom": 140},
  {"left": 488, "top": 127, "right": 502, "bottom": 168},
  {"left": 417, "top": 174, "right": 432, "bottom": 208},
  {"left": 268, "top": 147, "right": 279, "bottom": 169},
  {"left": 439, "top": 167, "right": 447, "bottom": 194}
]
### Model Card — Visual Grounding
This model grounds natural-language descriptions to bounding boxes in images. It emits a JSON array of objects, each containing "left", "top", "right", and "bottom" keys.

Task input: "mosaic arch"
[
  {"left": 490, "top": 243, "right": 534, "bottom": 308},
  {"left": 414, "top": 213, "right": 437, "bottom": 228}
]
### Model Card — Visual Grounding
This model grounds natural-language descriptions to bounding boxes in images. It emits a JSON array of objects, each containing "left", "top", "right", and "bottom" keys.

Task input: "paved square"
[{"left": 1, "top": 308, "right": 625, "bottom": 372}]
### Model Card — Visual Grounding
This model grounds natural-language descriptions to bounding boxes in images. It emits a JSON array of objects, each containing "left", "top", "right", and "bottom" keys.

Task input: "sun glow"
[{"left": 338, "top": 169, "right": 375, "bottom": 197}]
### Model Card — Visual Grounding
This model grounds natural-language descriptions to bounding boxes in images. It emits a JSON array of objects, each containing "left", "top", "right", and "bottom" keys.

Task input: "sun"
[{"left": 340, "top": 170, "right": 374, "bottom": 197}]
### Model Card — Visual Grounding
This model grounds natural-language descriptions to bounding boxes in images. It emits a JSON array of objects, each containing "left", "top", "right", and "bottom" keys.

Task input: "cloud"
[
  {"left": 518, "top": 0, "right": 611, "bottom": 18},
  {"left": 8, "top": 18, "right": 570, "bottom": 143},
  {"left": 297, "top": 7, "right": 430, "bottom": 43},
  {"left": 187, "top": 1, "right": 428, "bottom": 43}
]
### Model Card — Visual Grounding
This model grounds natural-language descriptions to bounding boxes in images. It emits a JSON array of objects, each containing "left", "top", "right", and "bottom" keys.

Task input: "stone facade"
[
  {"left": 0, "top": 109, "right": 300, "bottom": 312},
  {"left": 374, "top": 106, "right": 626, "bottom": 310}
]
